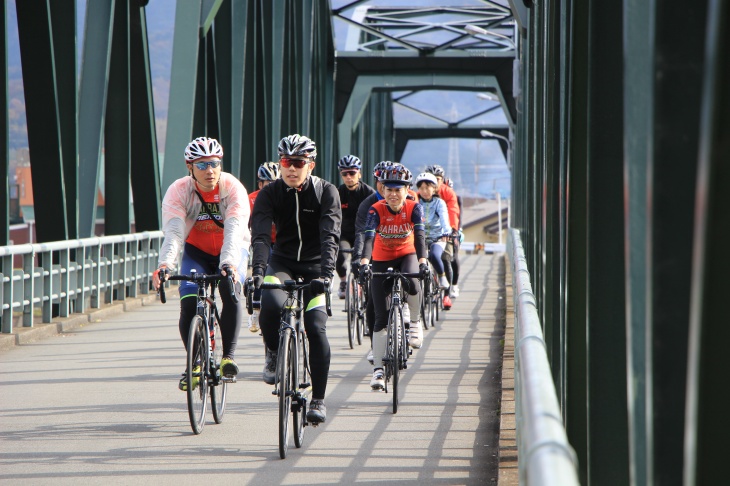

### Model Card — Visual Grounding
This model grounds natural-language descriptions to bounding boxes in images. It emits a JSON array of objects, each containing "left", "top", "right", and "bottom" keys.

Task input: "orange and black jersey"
[{"left": 361, "top": 199, "right": 427, "bottom": 262}]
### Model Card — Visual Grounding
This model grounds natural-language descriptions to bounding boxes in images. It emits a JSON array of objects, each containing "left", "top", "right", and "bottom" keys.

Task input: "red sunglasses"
[{"left": 280, "top": 158, "right": 309, "bottom": 169}]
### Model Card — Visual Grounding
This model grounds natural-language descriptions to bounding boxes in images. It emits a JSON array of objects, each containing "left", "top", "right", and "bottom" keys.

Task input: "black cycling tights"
[
  {"left": 179, "top": 275, "right": 243, "bottom": 359},
  {"left": 259, "top": 256, "right": 331, "bottom": 400}
]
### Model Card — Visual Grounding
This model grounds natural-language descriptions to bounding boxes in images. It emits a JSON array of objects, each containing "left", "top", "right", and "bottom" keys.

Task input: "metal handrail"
[
  {"left": 508, "top": 229, "right": 580, "bottom": 485},
  {"left": 0, "top": 231, "right": 164, "bottom": 334}
]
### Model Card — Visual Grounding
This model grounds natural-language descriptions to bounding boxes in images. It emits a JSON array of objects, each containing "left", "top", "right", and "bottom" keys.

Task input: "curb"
[
  {"left": 0, "top": 290, "right": 178, "bottom": 352},
  {"left": 499, "top": 253, "right": 519, "bottom": 485}
]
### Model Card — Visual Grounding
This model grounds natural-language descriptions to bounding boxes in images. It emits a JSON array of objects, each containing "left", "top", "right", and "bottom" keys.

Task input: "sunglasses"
[
  {"left": 192, "top": 160, "right": 221, "bottom": 170},
  {"left": 340, "top": 170, "right": 359, "bottom": 177},
  {"left": 280, "top": 158, "right": 309, "bottom": 169}
]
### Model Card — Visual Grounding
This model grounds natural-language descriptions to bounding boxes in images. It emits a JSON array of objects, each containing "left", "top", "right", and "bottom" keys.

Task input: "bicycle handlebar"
[
  {"left": 159, "top": 273, "right": 240, "bottom": 305},
  {"left": 243, "top": 278, "right": 332, "bottom": 317}
]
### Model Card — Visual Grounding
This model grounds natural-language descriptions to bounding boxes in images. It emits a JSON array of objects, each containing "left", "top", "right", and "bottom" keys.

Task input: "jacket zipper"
[{"left": 295, "top": 191, "right": 303, "bottom": 260}]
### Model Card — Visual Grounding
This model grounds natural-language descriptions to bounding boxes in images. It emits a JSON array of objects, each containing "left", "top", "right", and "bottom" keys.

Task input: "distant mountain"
[{"left": 6, "top": 0, "right": 176, "bottom": 152}]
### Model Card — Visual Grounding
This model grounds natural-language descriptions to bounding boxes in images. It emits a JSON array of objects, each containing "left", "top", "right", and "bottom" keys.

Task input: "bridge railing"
[
  {"left": 508, "top": 229, "right": 580, "bottom": 485},
  {"left": 0, "top": 232, "right": 164, "bottom": 334}
]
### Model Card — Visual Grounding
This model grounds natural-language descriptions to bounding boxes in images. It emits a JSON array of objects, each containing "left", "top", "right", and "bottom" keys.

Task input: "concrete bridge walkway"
[{"left": 0, "top": 253, "right": 507, "bottom": 485}]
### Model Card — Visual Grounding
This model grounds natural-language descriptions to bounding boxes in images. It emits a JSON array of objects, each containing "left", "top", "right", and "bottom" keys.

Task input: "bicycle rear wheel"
[
  {"left": 293, "top": 328, "right": 308, "bottom": 448},
  {"left": 278, "top": 328, "right": 294, "bottom": 459},
  {"left": 187, "top": 315, "right": 208, "bottom": 434},
  {"left": 346, "top": 272, "right": 356, "bottom": 349},
  {"left": 210, "top": 317, "right": 227, "bottom": 424}
]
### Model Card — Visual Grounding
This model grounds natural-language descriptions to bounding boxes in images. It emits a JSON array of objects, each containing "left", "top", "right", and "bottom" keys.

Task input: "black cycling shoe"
[{"left": 306, "top": 399, "right": 326, "bottom": 424}]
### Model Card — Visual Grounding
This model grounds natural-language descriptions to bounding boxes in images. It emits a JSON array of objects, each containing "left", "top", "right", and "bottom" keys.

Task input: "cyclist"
[
  {"left": 250, "top": 134, "right": 342, "bottom": 424},
  {"left": 352, "top": 161, "right": 400, "bottom": 363},
  {"left": 247, "top": 162, "right": 281, "bottom": 332},
  {"left": 425, "top": 164, "right": 460, "bottom": 304},
  {"left": 359, "top": 165, "right": 428, "bottom": 389},
  {"left": 153, "top": 136, "right": 250, "bottom": 391},
  {"left": 415, "top": 173, "right": 452, "bottom": 308},
  {"left": 446, "top": 179, "right": 463, "bottom": 298},
  {"left": 335, "top": 155, "right": 375, "bottom": 299}
]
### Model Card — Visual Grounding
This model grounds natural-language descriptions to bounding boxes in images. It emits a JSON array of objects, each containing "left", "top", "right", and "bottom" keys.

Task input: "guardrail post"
[{"left": 23, "top": 251, "right": 35, "bottom": 327}]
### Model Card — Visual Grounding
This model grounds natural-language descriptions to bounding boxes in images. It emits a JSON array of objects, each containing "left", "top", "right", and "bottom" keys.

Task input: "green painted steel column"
[
  {"left": 212, "top": 1, "right": 235, "bottom": 176},
  {"left": 78, "top": 1, "right": 114, "bottom": 238},
  {"left": 162, "top": 0, "right": 202, "bottom": 188},
  {"left": 622, "top": 0, "right": 651, "bottom": 482},
  {"left": 0, "top": 0, "right": 7, "bottom": 245},
  {"left": 129, "top": 2, "right": 161, "bottom": 232},
  {"left": 16, "top": 0, "right": 68, "bottom": 243},
  {"left": 49, "top": 0, "right": 78, "bottom": 239},
  {"left": 646, "top": 1, "right": 707, "bottom": 484},
  {"left": 585, "top": 0, "right": 629, "bottom": 483},
  {"left": 563, "top": 0, "right": 588, "bottom": 482},
  {"left": 105, "top": 0, "right": 131, "bottom": 235},
  {"left": 686, "top": 3, "right": 730, "bottom": 484}
]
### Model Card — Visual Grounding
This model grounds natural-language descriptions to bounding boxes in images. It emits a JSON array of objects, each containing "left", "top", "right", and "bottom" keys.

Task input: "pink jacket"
[{"left": 158, "top": 173, "right": 251, "bottom": 270}]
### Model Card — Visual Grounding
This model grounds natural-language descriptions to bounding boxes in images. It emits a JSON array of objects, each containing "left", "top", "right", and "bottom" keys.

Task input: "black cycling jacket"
[
  {"left": 338, "top": 181, "right": 375, "bottom": 242},
  {"left": 251, "top": 176, "right": 341, "bottom": 279}
]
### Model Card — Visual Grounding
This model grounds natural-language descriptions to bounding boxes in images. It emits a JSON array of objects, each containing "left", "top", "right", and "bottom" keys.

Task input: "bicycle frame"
[
  {"left": 160, "top": 271, "right": 234, "bottom": 434},
  {"left": 245, "top": 277, "right": 331, "bottom": 458}
]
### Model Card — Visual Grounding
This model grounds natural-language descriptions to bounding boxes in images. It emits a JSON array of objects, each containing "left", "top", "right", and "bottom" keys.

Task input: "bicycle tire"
[
  {"left": 293, "top": 327, "right": 307, "bottom": 448},
  {"left": 390, "top": 304, "right": 403, "bottom": 414},
  {"left": 421, "top": 279, "right": 431, "bottom": 330},
  {"left": 187, "top": 315, "right": 208, "bottom": 434},
  {"left": 210, "top": 317, "right": 227, "bottom": 424},
  {"left": 346, "top": 272, "right": 357, "bottom": 349},
  {"left": 356, "top": 283, "right": 364, "bottom": 344},
  {"left": 278, "top": 327, "right": 294, "bottom": 459}
]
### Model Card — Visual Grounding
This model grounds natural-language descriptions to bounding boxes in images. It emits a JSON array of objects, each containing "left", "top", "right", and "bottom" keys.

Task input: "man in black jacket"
[
  {"left": 335, "top": 154, "right": 375, "bottom": 298},
  {"left": 250, "top": 134, "right": 341, "bottom": 424}
]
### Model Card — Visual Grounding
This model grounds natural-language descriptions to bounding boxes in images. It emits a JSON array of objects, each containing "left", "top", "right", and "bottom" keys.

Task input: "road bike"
[
  {"left": 245, "top": 277, "right": 331, "bottom": 459},
  {"left": 341, "top": 248, "right": 366, "bottom": 349},
  {"left": 367, "top": 267, "right": 423, "bottom": 414},
  {"left": 159, "top": 271, "right": 238, "bottom": 434}
]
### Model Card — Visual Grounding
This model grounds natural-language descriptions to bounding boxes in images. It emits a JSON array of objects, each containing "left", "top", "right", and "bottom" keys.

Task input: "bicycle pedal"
[
  {"left": 222, "top": 376, "right": 237, "bottom": 383},
  {"left": 272, "top": 389, "right": 279, "bottom": 396},
  {"left": 299, "top": 382, "right": 311, "bottom": 389}
]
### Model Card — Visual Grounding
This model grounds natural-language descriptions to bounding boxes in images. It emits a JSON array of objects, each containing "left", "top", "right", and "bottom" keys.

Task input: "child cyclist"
[
  {"left": 359, "top": 165, "right": 429, "bottom": 390},
  {"left": 415, "top": 172, "right": 452, "bottom": 308}
]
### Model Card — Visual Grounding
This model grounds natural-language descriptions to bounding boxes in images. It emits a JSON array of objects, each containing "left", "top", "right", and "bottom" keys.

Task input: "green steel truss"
[
  {"left": 515, "top": 0, "right": 729, "bottom": 484},
  {"left": 162, "top": 0, "right": 336, "bottom": 190},
  {"left": 333, "top": 2, "right": 515, "bottom": 178},
  {"left": 0, "top": 0, "right": 334, "bottom": 243}
]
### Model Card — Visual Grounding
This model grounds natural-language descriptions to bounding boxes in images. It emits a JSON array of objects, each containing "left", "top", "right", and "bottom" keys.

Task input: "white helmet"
[
  {"left": 184, "top": 137, "right": 224, "bottom": 162},
  {"left": 277, "top": 134, "right": 317, "bottom": 159},
  {"left": 415, "top": 172, "right": 438, "bottom": 186},
  {"left": 257, "top": 161, "right": 280, "bottom": 181}
]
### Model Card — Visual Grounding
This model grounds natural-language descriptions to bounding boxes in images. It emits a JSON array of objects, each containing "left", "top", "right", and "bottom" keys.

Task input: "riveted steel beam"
[{"left": 16, "top": 0, "right": 70, "bottom": 243}]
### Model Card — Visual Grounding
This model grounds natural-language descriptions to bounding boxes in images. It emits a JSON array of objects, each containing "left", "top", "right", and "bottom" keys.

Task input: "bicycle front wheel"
[
  {"left": 386, "top": 304, "right": 403, "bottom": 414},
  {"left": 278, "top": 328, "right": 294, "bottom": 459},
  {"left": 421, "top": 280, "right": 431, "bottom": 330},
  {"left": 356, "top": 284, "right": 365, "bottom": 345},
  {"left": 210, "top": 317, "right": 227, "bottom": 424},
  {"left": 346, "top": 272, "right": 356, "bottom": 349},
  {"left": 187, "top": 315, "right": 208, "bottom": 434},
  {"left": 293, "top": 328, "right": 307, "bottom": 448}
]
